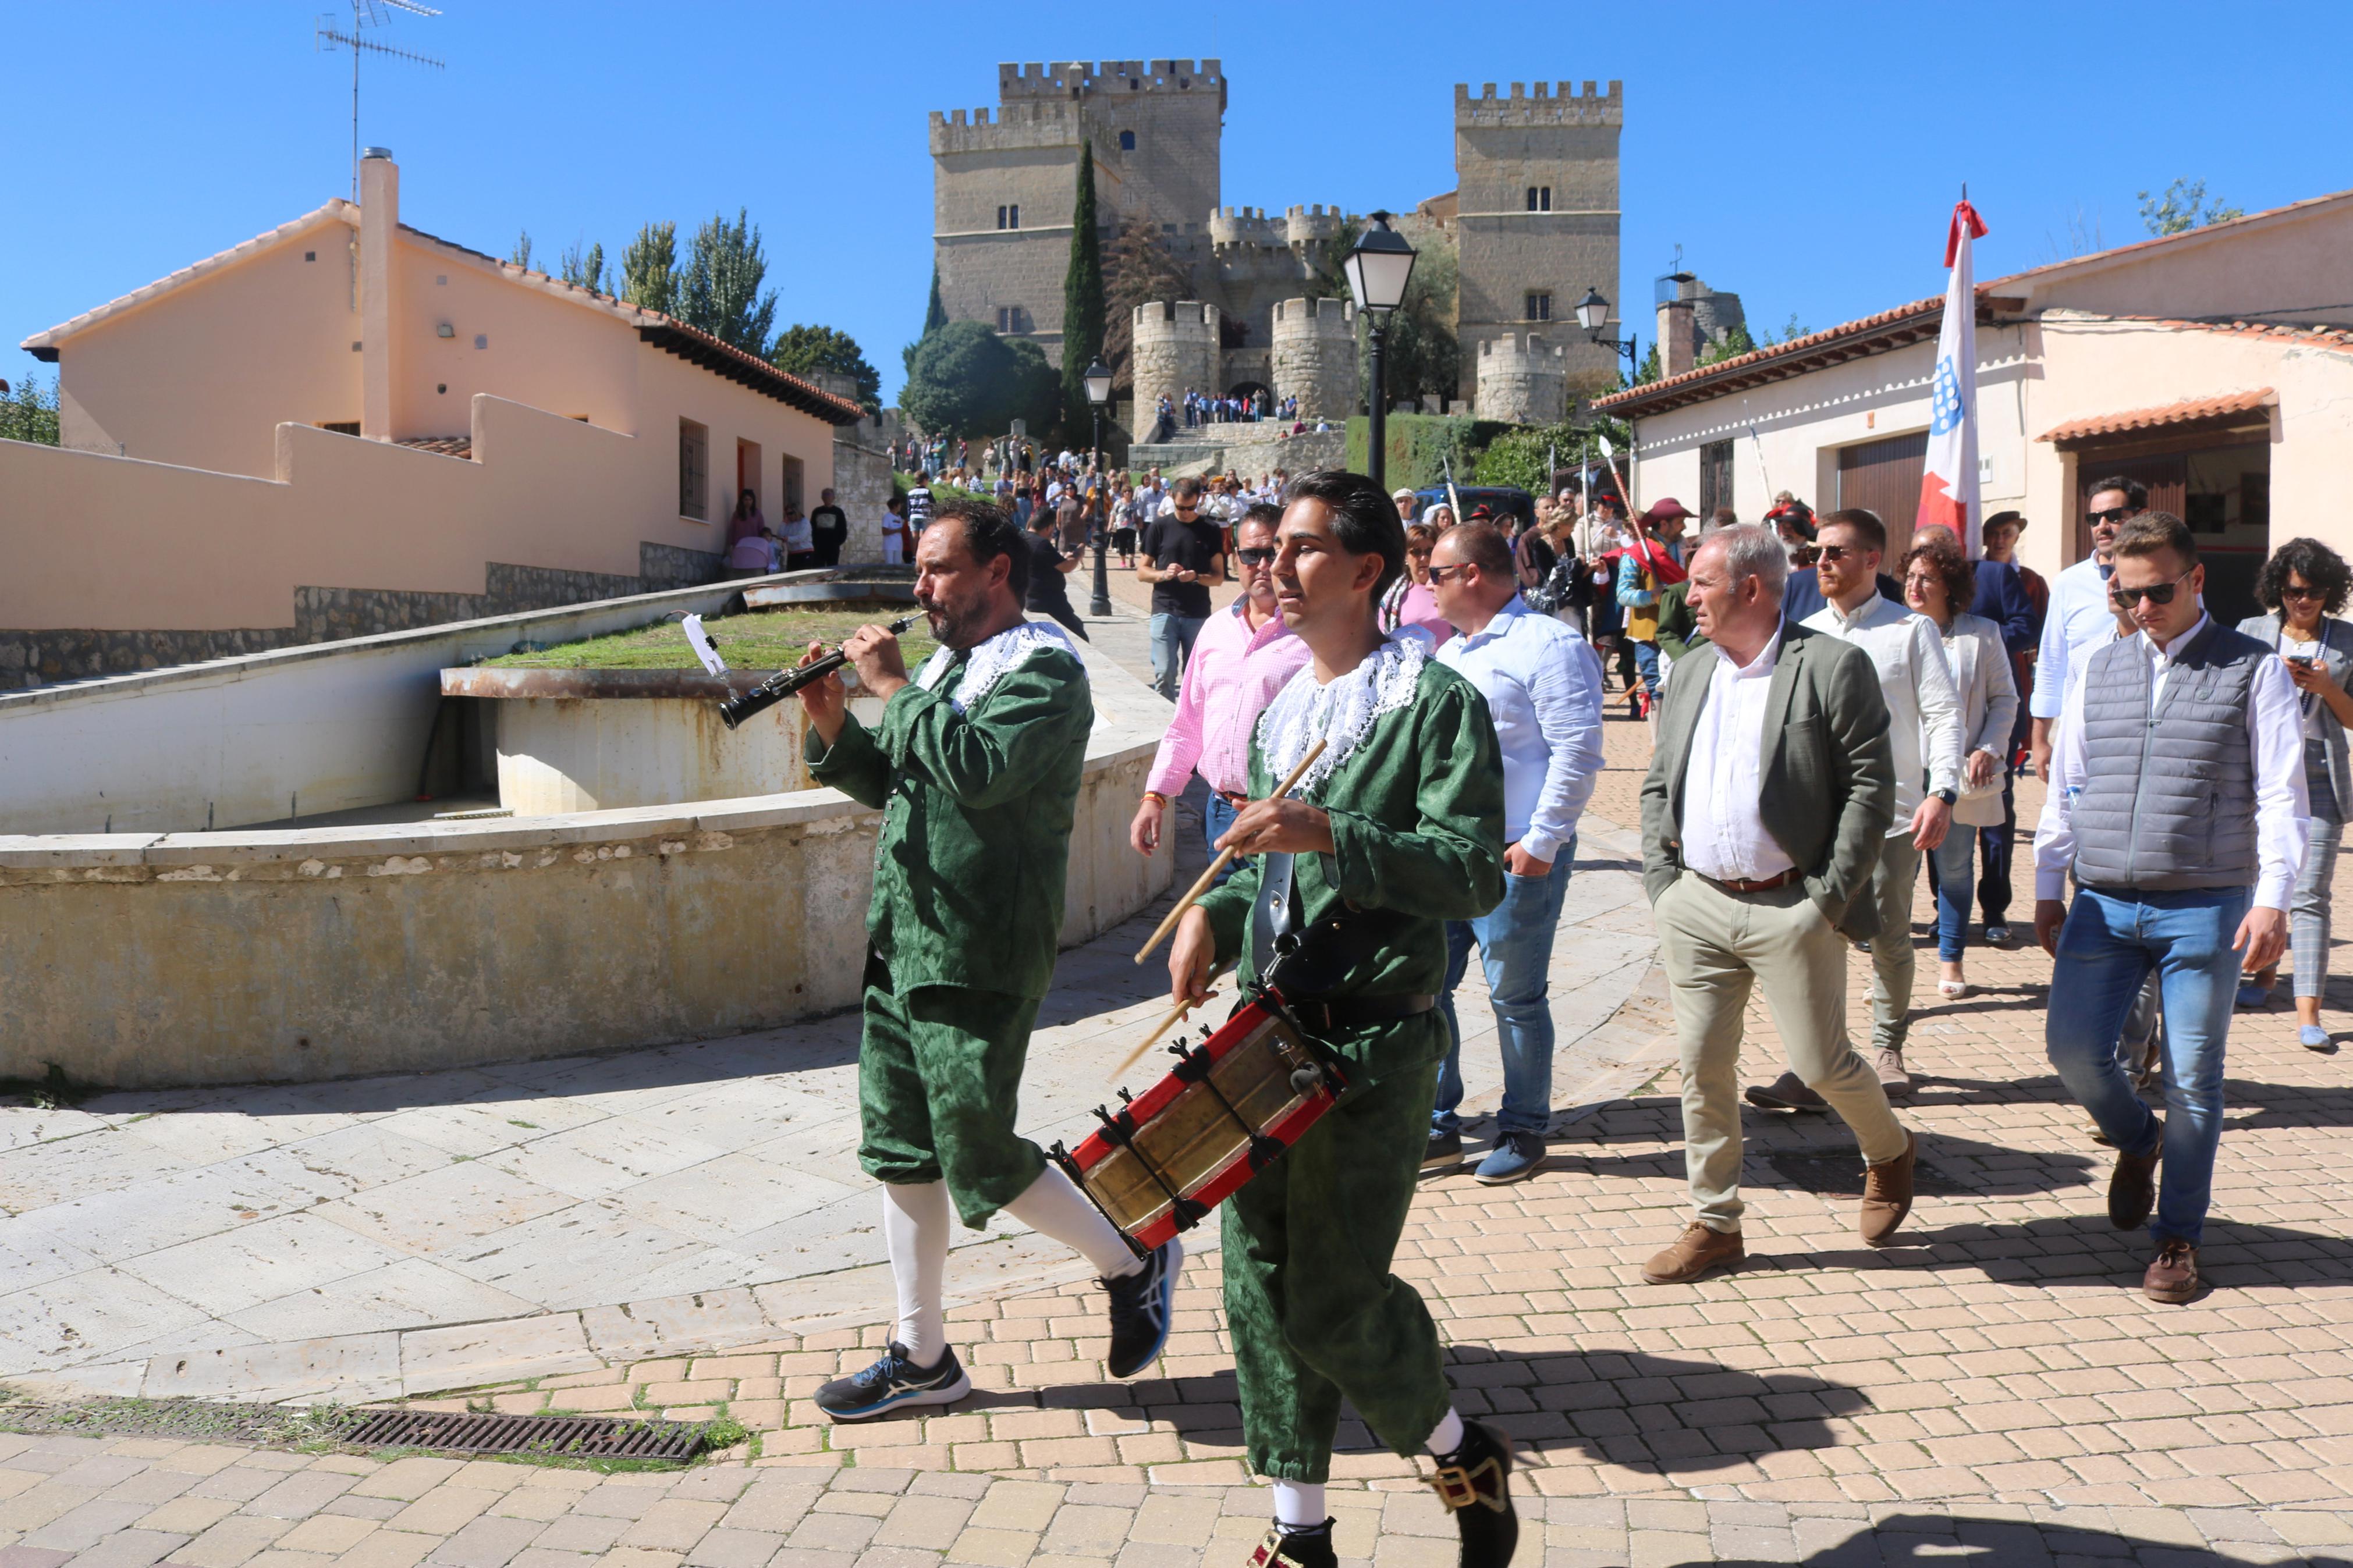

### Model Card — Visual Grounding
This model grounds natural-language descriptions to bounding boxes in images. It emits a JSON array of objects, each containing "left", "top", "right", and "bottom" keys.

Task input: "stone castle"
[{"left": 928, "top": 62, "right": 1626, "bottom": 426}]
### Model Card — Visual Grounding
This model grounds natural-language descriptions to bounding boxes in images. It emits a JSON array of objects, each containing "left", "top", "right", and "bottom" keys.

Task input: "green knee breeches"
[
  {"left": 1222, "top": 1056, "right": 1450, "bottom": 1481},
  {"left": 857, "top": 951, "right": 1048, "bottom": 1229}
]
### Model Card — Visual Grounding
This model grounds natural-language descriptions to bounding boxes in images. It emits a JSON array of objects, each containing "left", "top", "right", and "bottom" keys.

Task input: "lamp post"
[
  {"left": 1575, "top": 287, "right": 1641, "bottom": 379},
  {"left": 1343, "top": 212, "right": 1418, "bottom": 490},
  {"left": 1084, "top": 360, "right": 1115, "bottom": 618}
]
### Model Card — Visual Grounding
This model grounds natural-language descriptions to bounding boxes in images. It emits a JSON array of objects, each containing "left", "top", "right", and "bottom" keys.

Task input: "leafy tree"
[
  {"left": 679, "top": 209, "right": 778, "bottom": 355},
  {"left": 1628, "top": 341, "right": 1661, "bottom": 386},
  {"left": 2138, "top": 177, "right": 2244, "bottom": 237},
  {"left": 1697, "top": 322, "right": 1758, "bottom": 367},
  {"left": 1369, "top": 239, "right": 1460, "bottom": 410},
  {"left": 1060, "top": 144, "right": 1108, "bottom": 438},
  {"left": 1102, "top": 220, "right": 1194, "bottom": 390},
  {"left": 0, "top": 371, "right": 61, "bottom": 445},
  {"left": 924, "top": 268, "right": 949, "bottom": 337},
  {"left": 900, "top": 321, "right": 1059, "bottom": 439},
  {"left": 1756, "top": 312, "right": 1812, "bottom": 346},
  {"left": 559, "top": 239, "right": 606, "bottom": 294},
  {"left": 771, "top": 325, "right": 882, "bottom": 414},
  {"left": 621, "top": 221, "right": 680, "bottom": 316},
  {"left": 508, "top": 230, "right": 533, "bottom": 270}
]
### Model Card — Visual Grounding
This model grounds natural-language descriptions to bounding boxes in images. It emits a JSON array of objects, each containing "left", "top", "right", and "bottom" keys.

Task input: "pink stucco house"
[{"left": 3, "top": 151, "right": 866, "bottom": 686}]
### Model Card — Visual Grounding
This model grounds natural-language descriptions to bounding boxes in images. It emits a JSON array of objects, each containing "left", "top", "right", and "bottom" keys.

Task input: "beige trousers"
[{"left": 1653, "top": 868, "right": 1909, "bottom": 1232}]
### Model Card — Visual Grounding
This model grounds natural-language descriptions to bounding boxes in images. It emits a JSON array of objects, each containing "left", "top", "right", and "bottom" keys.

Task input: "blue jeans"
[
  {"left": 1433, "top": 842, "right": 1574, "bottom": 1139},
  {"left": 1148, "top": 612, "right": 1206, "bottom": 701},
  {"left": 1202, "top": 790, "right": 1241, "bottom": 887},
  {"left": 1631, "top": 640, "right": 1661, "bottom": 700},
  {"left": 2045, "top": 885, "right": 2251, "bottom": 1247},
  {"left": 1929, "top": 826, "right": 1976, "bottom": 961}
]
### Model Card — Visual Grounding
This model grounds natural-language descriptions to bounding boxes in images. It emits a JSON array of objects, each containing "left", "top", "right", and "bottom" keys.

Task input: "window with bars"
[
  {"left": 678, "top": 418, "right": 708, "bottom": 520},
  {"left": 1525, "top": 186, "right": 1552, "bottom": 212},
  {"left": 1525, "top": 292, "right": 1552, "bottom": 322}
]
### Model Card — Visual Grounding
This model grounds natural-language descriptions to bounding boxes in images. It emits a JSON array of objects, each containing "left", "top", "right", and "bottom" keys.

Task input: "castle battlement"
[
  {"left": 928, "top": 99, "right": 1088, "bottom": 155},
  {"left": 1134, "top": 300, "right": 1222, "bottom": 330},
  {"left": 1273, "top": 297, "right": 1354, "bottom": 328},
  {"left": 998, "top": 59, "right": 1225, "bottom": 99},
  {"left": 1481, "top": 332, "right": 1566, "bottom": 364},
  {"left": 1454, "top": 79, "right": 1623, "bottom": 126}
]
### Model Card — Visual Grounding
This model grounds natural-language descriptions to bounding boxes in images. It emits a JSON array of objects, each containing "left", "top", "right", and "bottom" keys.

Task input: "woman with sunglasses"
[
  {"left": 1903, "top": 537, "right": 2019, "bottom": 999},
  {"left": 1378, "top": 521, "right": 1456, "bottom": 646},
  {"left": 2237, "top": 538, "right": 2353, "bottom": 1047}
]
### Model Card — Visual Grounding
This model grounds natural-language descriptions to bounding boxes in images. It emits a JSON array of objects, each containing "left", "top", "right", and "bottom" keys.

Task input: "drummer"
[
  {"left": 1166, "top": 470, "right": 1517, "bottom": 1568},
  {"left": 795, "top": 500, "right": 1183, "bottom": 1421}
]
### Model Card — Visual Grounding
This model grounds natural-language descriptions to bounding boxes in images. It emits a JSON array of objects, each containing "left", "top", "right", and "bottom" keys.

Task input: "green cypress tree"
[
  {"left": 924, "top": 268, "right": 949, "bottom": 336},
  {"left": 1060, "top": 143, "right": 1106, "bottom": 441},
  {"left": 620, "top": 221, "right": 679, "bottom": 317}
]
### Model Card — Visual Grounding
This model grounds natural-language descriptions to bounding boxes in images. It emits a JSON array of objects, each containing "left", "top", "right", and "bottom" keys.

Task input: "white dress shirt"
[
  {"left": 1680, "top": 624, "right": 1798, "bottom": 883},
  {"left": 2033, "top": 613, "right": 2309, "bottom": 909},
  {"left": 1435, "top": 595, "right": 1605, "bottom": 863},
  {"left": 1801, "top": 593, "right": 1964, "bottom": 837},
  {"left": 2031, "top": 555, "right": 2121, "bottom": 720}
]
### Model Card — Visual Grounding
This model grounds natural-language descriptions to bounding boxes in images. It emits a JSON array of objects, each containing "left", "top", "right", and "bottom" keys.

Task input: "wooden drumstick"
[
  {"left": 1108, "top": 962, "right": 1236, "bottom": 1083},
  {"left": 1133, "top": 738, "right": 1326, "bottom": 965}
]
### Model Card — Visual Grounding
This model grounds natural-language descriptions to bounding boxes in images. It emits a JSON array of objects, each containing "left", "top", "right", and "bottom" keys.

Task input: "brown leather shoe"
[
  {"left": 1641, "top": 1222, "right": 1744, "bottom": 1284},
  {"left": 1873, "top": 1047, "right": 1913, "bottom": 1096},
  {"left": 2143, "top": 1239, "right": 2200, "bottom": 1303},
  {"left": 2108, "top": 1122, "right": 2162, "bottom": 1231},
  {"left": 1858, "top": 1130, "right": 1917, "bottom": 1246},
  {"left": 1744, "top": 1071, "right": 1827, "bottom": 1112}
]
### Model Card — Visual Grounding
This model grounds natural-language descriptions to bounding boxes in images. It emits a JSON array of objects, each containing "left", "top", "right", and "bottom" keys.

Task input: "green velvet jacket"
[
  {"left": 1197, "top": 659, "right": 1507, "bottom": 1080},
  {"left": 806, "top": 643, "right": 1091, "bottom": 998}
]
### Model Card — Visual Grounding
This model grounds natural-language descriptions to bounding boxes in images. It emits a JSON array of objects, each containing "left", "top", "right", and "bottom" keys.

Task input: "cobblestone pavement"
[{"left": 11, "top": 659, "right": 2353, "bottom": 1564}]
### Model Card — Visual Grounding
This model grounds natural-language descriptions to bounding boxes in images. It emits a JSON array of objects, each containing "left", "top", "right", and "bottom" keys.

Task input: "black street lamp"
[
  {"left": 1084, "top": 360, "right": 1115, "bottom": 618},
  {"left": 1343, "top": 212, "right": 1418, "bottom": 490},
  {"left": 1576, "top": 287, "right": 1641, "bottom": 377}
]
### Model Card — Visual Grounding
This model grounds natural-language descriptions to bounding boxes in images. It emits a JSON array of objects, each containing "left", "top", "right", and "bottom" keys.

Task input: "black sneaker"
[
  {"left": 1983, "top": 923, "right": 2013, "bottom": 947},
  {"left": 1245, "top": 1520, "right": 1337, "bottom": 1567},
  {"left": 812, "top": 1342, "right": 970, "bottom": 1422},
  {"left": 1103, "top": 1237, "right": 1181, "bottom": 1378},
  {"left": 1429, "top": 1418, "right": 1517, "bottom": 1568},
  {"left": 1422, "top": 1127, "right": 1464, "bottom": 1173}
]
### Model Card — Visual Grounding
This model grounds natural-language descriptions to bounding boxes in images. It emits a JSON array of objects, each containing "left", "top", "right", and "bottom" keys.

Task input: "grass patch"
[{"left": 484, "top": 607, "right": 934, "bottom": 673}]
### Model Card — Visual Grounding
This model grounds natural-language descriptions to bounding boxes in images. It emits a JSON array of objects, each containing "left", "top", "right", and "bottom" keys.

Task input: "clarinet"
[{"left": 717, "top": 614, "right": 922, "bottom": 730}]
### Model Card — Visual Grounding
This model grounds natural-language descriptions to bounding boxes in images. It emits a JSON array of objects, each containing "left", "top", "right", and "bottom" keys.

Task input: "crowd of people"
[{"left": 767, "top": 460, "right": 2348, "bottom": 1568}]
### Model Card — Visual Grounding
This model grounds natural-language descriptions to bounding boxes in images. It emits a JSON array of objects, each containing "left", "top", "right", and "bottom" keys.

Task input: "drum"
[{"left": 1052, "top": 998, "right": 1346, "bottom": 1256}]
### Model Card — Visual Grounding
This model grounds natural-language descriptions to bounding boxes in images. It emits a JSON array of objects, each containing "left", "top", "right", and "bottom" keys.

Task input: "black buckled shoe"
[
  {"left": 1103, "top": 1236, "right": 1182, "bottom": 1378},
  {"left": 1429, "top": 1419, "right": 1517, "bottom": 1568},
  {"left": 1245, "top": 1520, "right": 1337, "bottom": 1568},
  {"left": 812, "top": 1342, "right": 970, "bottom": 1422}
]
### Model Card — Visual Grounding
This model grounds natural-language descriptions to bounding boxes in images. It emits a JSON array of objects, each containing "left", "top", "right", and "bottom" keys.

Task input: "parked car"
[{"left": 1410, "top": 483, "right": 1535, "bottom": 529}]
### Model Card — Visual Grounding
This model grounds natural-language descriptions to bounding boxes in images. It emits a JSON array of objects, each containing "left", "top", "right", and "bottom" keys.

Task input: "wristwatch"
[{"left": 1932, "top": 787, "right": 1958, "bottom": 806}]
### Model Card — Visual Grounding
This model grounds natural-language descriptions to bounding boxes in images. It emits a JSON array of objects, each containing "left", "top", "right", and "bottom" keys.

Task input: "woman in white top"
[{"left": 1903, "top": 536, "right": 2019, "bottom": 998}]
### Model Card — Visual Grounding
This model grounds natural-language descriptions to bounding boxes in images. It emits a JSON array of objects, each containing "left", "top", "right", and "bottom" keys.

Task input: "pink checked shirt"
[{"left": 1146, "top": 599, "right": 1314, "bottom": 798}]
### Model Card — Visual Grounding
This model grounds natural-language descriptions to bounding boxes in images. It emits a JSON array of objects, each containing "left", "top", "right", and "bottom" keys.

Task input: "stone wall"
[
  {"left": 1131, "top": 301, "right": 1222, "bottom": 423},
  {"left": 1270, "top": 297, "right": 1360, "bottom": 421},
  {"left": 1476, "top": 332, "right": 1570, "bottom": 425}
]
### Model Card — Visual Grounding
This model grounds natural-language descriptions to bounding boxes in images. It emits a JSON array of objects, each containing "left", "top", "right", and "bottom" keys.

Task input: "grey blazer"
[
  {"left": 1641, "top": 622, "right": 1897, "bottom": 938},
  {"left": 2237, "top": 612, "right": 2353, "bottom": 816}
]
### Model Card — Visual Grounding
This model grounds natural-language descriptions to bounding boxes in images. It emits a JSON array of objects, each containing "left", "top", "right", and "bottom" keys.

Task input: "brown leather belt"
[
  {"left": 1705, "top": 867, "right": 1802, "bottom": 895},
  {"left": 1217, "top": 790, "right": 1250, "bottom": 807}
]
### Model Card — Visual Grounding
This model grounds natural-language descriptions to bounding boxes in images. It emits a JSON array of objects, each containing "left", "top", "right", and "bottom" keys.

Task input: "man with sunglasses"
[
  {"left": 1137, "top": 478, "right": 1228, "bottom": 700},
  {"left": 2030, "top": 476, "right": 2147, "bottom": 781},
  {"left": 2034, "top": 512, "right": 2308, "bottom": 1304},
  {"left": 1133, "top": 504, "right": 1310, "bottom": 877}
]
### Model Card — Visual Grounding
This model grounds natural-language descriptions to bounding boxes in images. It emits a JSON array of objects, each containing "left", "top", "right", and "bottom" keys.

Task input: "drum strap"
[{"left": 1250, "top": 852, "right": 1302, "bottom": 980}]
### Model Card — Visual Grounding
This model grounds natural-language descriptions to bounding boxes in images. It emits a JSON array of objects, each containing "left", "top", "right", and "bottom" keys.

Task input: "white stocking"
[
  {"left": 882, "top": 1181, "right": 952, "bottom": 1366},
  {"left": 1272, "top": 1481, "right": 1326, "bottom": 1528},
  {"left": 1428, "top": 1407, "right": 1465, "bottom": 1456},
  {"left": 1003, "top": 1164, "right": 1144, "bottom": 1278}
]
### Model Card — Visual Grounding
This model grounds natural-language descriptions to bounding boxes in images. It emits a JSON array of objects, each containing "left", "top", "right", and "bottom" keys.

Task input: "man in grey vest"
[{"left": 2034, "top": 513, "right": 2307, "bottom": 1304}]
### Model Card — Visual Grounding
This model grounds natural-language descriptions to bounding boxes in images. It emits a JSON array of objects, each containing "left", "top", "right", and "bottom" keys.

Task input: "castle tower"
[
  {"left": 1131, "top": 301, "right": 1222, "bottom": 419},
  {"left": 1475, "top": 333, "right": 1568, "bottom": 425},
  {"left": 1270, "top": 297, "right": 1359, "bottom": 421},
  {"left": 1452, "top": 79, "right": 1623, "bottom": 411},
  {"left": 929, "top": 61, "right": 1226, "bottom": 371}
]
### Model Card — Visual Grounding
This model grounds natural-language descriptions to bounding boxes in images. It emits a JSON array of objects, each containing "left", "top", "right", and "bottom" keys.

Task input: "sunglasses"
[
  {"left": 2110, "top": 570, "right": 2195, "bottom": 608},
  {"left": 1426, "top": 564, "right": 1473, "bottom": 584},
  {"left": 1815, "top": 543, "right": 1869, "bottom": 563},
  {"left": 2281, "top": 584, "right": 2324, "bottom": 601},
  {"left": 1234, "top": 547, "right": 1277, "bottom": 566},
  {"left": 2088, "top": 507, "right": 2134, "bottom": 526}
]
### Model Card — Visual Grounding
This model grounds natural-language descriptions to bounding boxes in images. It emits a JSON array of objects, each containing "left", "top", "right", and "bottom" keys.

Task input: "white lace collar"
[
  {"left": 915, "top": 618, "right": 1086, "bottom": 712},
  {"left": 1255, "top": 634, "right": 1430, "bottom": 797}
]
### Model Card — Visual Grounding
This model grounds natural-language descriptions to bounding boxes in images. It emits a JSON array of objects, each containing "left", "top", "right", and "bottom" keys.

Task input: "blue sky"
[{"left": 6, "top": 1, "right": 2350, "bottom": 407}]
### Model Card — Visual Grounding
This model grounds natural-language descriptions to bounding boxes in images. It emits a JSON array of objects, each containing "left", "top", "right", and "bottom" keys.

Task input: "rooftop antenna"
[{"left": 315, "top": 1, "right": 444, "bottom": 200}]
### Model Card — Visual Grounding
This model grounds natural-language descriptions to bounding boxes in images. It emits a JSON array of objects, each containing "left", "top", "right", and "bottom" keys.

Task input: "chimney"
[
  {"left": 1657, "top": 297, "right": 1696, "bottom": 379},
  {"left": 359, "top": 148, "right": 399, "bottom": 441}
]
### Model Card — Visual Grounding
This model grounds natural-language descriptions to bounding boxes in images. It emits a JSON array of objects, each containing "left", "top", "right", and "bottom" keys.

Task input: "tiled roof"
[
  {"left": 395, "top": 435, "right": 475, "bottom": 459},
  {"left": 2036, "top": 388, "right": 2276, "bottom": 446}
]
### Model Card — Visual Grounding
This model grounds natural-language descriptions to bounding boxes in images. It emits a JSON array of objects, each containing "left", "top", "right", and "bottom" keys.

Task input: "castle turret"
[
  {"left": 1131, "top": 301, "right": 1222, "bottom": 421},
  {"left": 1475, "top": 333, "right": 1568, "bottom": 425},
  {"left": 1270, "top": 298, "right": 1358, "bottom": 422}
]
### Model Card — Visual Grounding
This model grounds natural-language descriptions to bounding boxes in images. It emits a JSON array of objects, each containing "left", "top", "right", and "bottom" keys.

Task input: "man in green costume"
[
  {"left": 1166, "top": 471, "right": 1518, "bottom": 1568},
  {"left": 796, "top": 500, "right": 1180, "bottom": 1422}
]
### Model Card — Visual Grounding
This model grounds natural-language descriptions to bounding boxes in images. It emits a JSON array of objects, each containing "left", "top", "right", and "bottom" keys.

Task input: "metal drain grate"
[
  {"left": 339, "top": 1409, "right": 709, "bottom": 1460},
  {"left": 1765, "top": 1151, "right": 1971, "bottom": 1199}
]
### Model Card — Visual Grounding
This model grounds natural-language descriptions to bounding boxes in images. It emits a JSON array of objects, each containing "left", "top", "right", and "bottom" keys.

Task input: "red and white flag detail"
[{"left": 1919, "top": 198, "right": 1989, "bottom": 556}]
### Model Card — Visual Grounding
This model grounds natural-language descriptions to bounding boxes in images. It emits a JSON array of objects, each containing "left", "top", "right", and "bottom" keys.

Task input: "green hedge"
[{"left": 1343, "top": 413, "right": 1513, "bottom": 492}]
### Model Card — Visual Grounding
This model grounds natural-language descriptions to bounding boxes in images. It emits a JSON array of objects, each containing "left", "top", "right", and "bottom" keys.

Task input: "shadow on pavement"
[{"left": 1695, "top": 1510, "right": 2351, "bottom": 1567}]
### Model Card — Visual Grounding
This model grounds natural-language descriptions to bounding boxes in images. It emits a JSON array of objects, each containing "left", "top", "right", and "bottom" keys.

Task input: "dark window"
[
  {"left": 679, "top": 418, "right": 709, "bottom": 520},
  {"left": 1009, "top": 204, "right": 1020, "bottom": 229},
  {"left": 996, "top": 205, "right": 1007, "bottom": 230},
  {"left": 1836, "top": 431, "right": 1930, "bottom": 558},
  {"left": 1119, "top": 129, "right": 1136, "bottom": 150},
  {"left": 1699, "top": 439, "right": 1735, "bottom": 518},
  {"left": 1526, "top": 187, "right": 1539, "bottom": 211},
  {"left": 1539, "top": 186, "right": 1552, "bottom": 211},
  {"left": 1525, "top": 292, "right": 1552, "bottom": 322},
  {"left": 318, "top": 421, "right": 359, "bottom": 436},
  {"left": 304, "top": 250, "right": 317, "bottom": 262}
]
